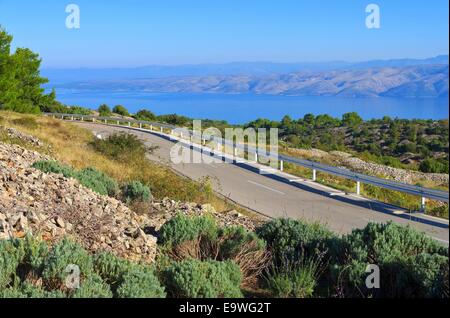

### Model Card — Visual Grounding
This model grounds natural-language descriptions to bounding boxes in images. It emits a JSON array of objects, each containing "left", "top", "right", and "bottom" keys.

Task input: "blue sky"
[{"left": 0, "top": 0, "right": 448, "bottom": 68}]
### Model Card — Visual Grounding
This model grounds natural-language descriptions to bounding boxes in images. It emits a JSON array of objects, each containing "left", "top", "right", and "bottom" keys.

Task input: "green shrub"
[
  {"left": 32, "top": 160, "right": 77, "bottom": 178},
  {"left": 335, "top": 222, "right": 448, "bottom": 298},
  {"left": 72, "top": 274, "right": 113, "bottom": 298},
  {"left": 158, "top": 214, "right": 218, "bottom": 247},
  {"left": 256, "top": 218, "right": 336, "bottom": 264},
  {"left": 33, "top": 161, "right": 119, "bottom": 196},
  {"left": 116, "top": 267, "right": 166, "bottom": 298},
  {"left": 122, "top": 181, "right": 152, "bottom": 203},
  {"left": 419, "top": 158, "right": 449, "bottom": 174},
  {"left": 162, "top": 259, "right": 243, "bottom": 298},
  {"left": 94, "top": 252, "right": 165, "bottom": 298},
  {"left": 265, "top": 253, "right": 323, "bottom": 298},
  {"left": 112, "top": 105, "right": 130, "bottom": 117},
  {"left": 0, "top": 240, "right": 22, "bottom": 288},
  {"left": 218, "top": 226, "right": 266, "bottom": 259},
  {"left": 42, "top": 238, "right": 94, "bottom": 286},
  {"left": 98, "top": 104, "right": 111, "bottom": 117},
  {"left": 76, "top": 167, "right": 119, "bottom": 196},
  {"left": 0, "top": 282, "right": 65, "bottom": 298},
  {"left": 90, "top": 132, "right": 147, "bottom": 162},
  {"left": 0, "top": 237, "right": 166, "bottom": 299}
]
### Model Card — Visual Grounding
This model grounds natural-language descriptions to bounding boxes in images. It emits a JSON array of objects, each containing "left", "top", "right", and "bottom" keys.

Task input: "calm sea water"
[{"left": 55, "top": 90, "right": 449, "bottom": 124}]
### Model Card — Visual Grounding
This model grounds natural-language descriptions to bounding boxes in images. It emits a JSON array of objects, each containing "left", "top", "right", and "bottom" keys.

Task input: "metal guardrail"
[{"left": 45, "top": 113, "right": 449, "bottom": 205}]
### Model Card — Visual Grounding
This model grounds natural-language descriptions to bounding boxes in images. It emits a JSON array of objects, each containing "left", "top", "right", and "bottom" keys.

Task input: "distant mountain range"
[{"left": 45, "top": 56, "right": 449, "bottom": 98}]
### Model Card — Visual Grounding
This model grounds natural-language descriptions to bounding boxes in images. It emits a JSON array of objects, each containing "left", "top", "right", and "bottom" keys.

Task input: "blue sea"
[{"left": 54, "top": 90, "right": 449, "bottom": 124}]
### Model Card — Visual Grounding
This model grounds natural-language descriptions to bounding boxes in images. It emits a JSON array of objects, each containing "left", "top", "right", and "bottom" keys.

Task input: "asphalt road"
[{"left": 74, "top": 122, "right": 449, "bottom": 244}]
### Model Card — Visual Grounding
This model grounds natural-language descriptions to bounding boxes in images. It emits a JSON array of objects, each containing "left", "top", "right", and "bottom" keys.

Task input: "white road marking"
[{"left": 247, "top": 180, "right": 285, "bottom": 195}]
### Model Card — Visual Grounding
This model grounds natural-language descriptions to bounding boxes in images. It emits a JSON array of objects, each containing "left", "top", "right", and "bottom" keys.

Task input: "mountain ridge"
[{"left": 52, "top": 64, "right": 449, "bottom": 98}]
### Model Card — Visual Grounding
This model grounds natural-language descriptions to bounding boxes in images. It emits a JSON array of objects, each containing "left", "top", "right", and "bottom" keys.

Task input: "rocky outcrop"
[
  {"left": 0, "top": 126, "right": 43, "bottom": 147},
  {"left": 338, "top": 156, "right": 449, "bottom": 185},
  {"left": 0, "top": 142, "right": 262, "bottom": 263}
]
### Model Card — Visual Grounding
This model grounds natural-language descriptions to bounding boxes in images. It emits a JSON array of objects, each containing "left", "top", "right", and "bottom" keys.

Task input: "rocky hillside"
[{"left": 0, "top": 130, "right": 261, "bottom": 263}]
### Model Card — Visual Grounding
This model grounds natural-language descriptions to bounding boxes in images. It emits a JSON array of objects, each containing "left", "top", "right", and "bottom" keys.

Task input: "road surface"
[{"left": 74, "top": 122, "right": 449, "bottom": 244}]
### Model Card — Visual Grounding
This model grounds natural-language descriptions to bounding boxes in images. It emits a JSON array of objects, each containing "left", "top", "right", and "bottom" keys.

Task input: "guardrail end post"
[
  {"left": 356, "top": 181, "right": 361, "bottom": 195},
  {"left": 312, "top": 169, "right": 317, "bottom": 181},
  {"left": 420, "top": 197, "right": 426, "bottom": 212}
]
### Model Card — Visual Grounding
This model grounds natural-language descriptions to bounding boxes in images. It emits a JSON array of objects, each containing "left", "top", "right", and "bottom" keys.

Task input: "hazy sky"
[{"left": 0, "top": 0, "right": 448, "bottom": 67}]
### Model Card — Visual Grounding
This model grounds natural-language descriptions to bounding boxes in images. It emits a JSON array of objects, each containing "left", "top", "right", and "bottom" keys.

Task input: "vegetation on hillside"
[{"left": 0, "top": 217, "right": 447, "bottom": 298}]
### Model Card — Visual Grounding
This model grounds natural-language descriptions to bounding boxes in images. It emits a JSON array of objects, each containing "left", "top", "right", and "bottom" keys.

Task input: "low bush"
[
  {"left": 33, "top": 160, "right": 119, "bottom": 197},
  {"left": 158, "top": 214, "right": 270, "bottom": 287},
  {"left": 0, "top": 237, "right": 165, "bottom": 298},
  {"left": 93, "top": 252, "right": 166, "bottom": 298},
  {"left": 89, "top": 132, "right": 148, "bottom": 162},
  {"left": 76, "top": 167, "right": 119, "bottom": 196},
  {"left": 265, "top": 259, "right": 320, "bottom": 298},
  {"left": 112, "top": 105, "right": 130, "bottom": 117},
  {"left": 158, "top": 214, "right": 218, "bottom": 247},
  {"left": 32, "top": 160, "right": 77, "bottom": 178},
  {"left": 256, "top": 218, "right": 337, "bottom": 265},
  {"left": 162, "top": 259, "right": 243, "bottom": 298},
  {"left": 333, "top": 222, "right": 449, "bottom": 298},
  {"left": 121, "top": 181, "right": 152, "bottom": 203}
]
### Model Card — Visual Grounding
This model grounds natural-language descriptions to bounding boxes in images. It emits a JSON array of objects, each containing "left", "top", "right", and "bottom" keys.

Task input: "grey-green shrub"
[
  {"left": 256, "top": 218, "right": 336, "bottom": 263},
  {"left": 72, "top": 274, "right": 113, "bottom": 298},
  {"left": 265, "top": 259, "right": 320, "bottom": 298},
  {"left": 76, "top": 167, "right": 119, "bottom": 196},
  {"left": 218, "top": 226, "right": 266, "bottom": 259},
  {"left": 116, "top": 267, "right": 166, "bottom": 298},
  {"left": 335, "top": 222, "right": 448, "bottom": 298},
  {"left": 94, "top": 252, "right": 165, "bottom": 298},
  {"left": 42, "top": 238, "right": 94, "bottom": 285},
  {"left": 162, "top": 259, "right": 243, "bottom": 298},
  {"left": 122, "top": 181, "right": 152, "bottom": 203},
  {"left": 33, "top": 160, "right": 119, "bottom": 196},
  {"left": 32, "top": 160, "right": 76, "bottom": 178},
  {"left": 0, "top": 237, "right": 166, "bottom": 298},
  {"left": 158, "top": 214, "right": 218, "bottom": 247}
]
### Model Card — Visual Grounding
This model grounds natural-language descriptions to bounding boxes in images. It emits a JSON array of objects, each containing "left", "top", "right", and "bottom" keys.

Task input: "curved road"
[{"left": 74, "top": 122, "right": 449, "bottom": 244}]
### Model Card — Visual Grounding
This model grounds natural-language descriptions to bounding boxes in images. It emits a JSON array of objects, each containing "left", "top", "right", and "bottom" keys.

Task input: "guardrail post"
[
  {"left": 81, "top": 116, "right": 83, "bottom": 121},
  {"left": 128, "top": 122, "right": 131, "bottom": 127},
  {"left": 312, "top": 169, "right": 317, "bottom": 181},
  {"left": 420, "top": 197, "right": 426, "bottom": 212},
  {"left": 139, "top": 123, "right": 142, "bottom": 129},
  {"left": 280, "top": 160, "right": 284, "bottom": 172},
  {"left": 356, "top": 181, "right": 361, "bottom": 195},
  {"left": 71, "top": 116, "right": 74, "bottom": 121}
]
